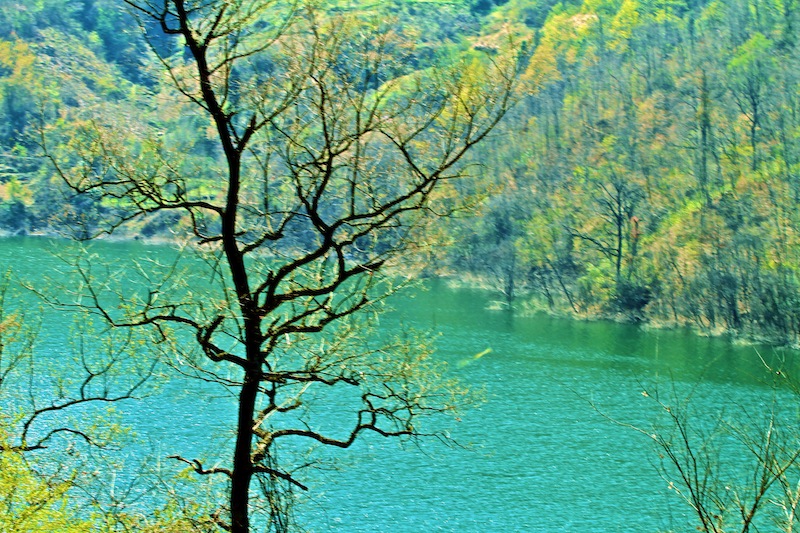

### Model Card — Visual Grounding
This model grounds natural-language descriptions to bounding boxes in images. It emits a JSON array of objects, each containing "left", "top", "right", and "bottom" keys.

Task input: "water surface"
[{"left": 1, "top": 237, "right": 795, "bottom": 532}]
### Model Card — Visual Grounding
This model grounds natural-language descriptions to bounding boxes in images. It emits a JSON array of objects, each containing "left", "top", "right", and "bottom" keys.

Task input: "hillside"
[
  {"left": 450, "top": 0, "right": 800, "bottom": 344},
  {"left": 1, "top": 0, "right": 799, "bottom": 343}
]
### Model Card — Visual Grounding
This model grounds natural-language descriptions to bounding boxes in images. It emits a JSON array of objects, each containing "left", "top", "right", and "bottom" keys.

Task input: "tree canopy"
[{"left": 3, "top": 0, "right": 799, "bottom": 343}]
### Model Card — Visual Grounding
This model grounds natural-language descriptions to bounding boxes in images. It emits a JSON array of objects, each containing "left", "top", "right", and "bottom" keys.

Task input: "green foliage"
[
  {"left": 448, "top": 0, "right": 800, "bottom": 341},
  {"left": 0, "top": 435, "right": 218, "bottom": 533},
  {"left": 2, "top": 0, "right": 800, "bottom": 529},
  {"left": 0, "top": 0, "right": 799, "bottom": 343},
  {"left": 0, "top": 39, "right": 36, "bottom": 144},
  {"left": 0, "top": 444, "right": 91, "bottom": 533}
]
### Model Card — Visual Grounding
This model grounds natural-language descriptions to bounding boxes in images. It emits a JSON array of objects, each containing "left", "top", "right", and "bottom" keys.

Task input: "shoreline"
[{"left": 3, "top": 230, "right": 798, "bottom": 350}]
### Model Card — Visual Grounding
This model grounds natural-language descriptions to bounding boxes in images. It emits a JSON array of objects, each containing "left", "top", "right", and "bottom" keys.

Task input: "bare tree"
[
  {"left": 0, "top": 267, "right": 156, "bottom": 453},
  {"left": 0, "top": 266, "right": 167, "bottom": 531},
  {"left": 625, "top": 374, "right": 800, "bottom": 533},
  {"left": 40, "top": 1, "right": 517, "bottom": 531}
]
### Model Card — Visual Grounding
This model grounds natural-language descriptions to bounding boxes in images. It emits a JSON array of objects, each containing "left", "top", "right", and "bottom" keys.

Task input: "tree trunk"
[{"left": 230, "top": 370, "right": 259, "bottom": 533}]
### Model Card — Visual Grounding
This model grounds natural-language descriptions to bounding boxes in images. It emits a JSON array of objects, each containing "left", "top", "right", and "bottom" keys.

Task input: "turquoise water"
[{"left": 1, "top": 237, "right": 796, "bottom": 532}]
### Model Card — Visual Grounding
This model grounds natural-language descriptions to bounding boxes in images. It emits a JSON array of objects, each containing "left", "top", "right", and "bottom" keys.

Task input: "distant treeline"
[
  {"left": 450, "top": 0, "right": 800, "bottom": 345},
  {"left": 2, "top": 0, "right": 800, "bottom": 344}
]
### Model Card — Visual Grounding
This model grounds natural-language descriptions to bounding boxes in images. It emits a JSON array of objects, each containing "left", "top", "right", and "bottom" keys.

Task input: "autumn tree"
[{"left": 41, "top": 1, "right": 516, "bottom": 531}]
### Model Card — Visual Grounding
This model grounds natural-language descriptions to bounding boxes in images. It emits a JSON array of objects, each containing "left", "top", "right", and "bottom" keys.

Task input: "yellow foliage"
[
  {"left": 609, "top": 0, "right": 640, "bottom": 51},
  {"left": 0, "top": 448, "right": 91, "bottom": 533},
  {"left": 522, "top": 11, "right": 599, "bottom": 93},
  {"left": 1, "top": 177, "right": 33, "bottom": 204},
  {"left": 523, "top": 40, "right": 562, "bottom": 91},
  {"left": 0, "top": 39, "right": 35, "bottom": 79}
]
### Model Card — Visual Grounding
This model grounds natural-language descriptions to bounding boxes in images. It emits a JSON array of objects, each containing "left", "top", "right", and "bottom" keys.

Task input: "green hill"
[{"left": 2, "top": 0, "right": 799, "bottom": 343}]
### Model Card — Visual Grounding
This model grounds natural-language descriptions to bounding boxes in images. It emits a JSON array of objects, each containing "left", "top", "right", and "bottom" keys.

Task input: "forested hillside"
[
  {"left": 1, "top": 0, "right": 799, "bottom": 343},
  {"left": 453, "top": 0, "right": 800, "bottom": 344},
  {"left": 0, "top": 0, "right": 491, "bottom": 235}
]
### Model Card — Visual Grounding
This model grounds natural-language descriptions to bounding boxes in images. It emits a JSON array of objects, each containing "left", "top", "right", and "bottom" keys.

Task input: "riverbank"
[
  {"left": 439, "top": 272, "right": 800, "bottom": 350},
  {"left": 4, "top": 229, "right": 798, "bottom": 350}
]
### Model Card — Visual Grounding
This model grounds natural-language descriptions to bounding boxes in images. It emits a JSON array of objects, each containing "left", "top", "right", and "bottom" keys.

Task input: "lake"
[{"left": 2, "top": 236, "right": 797, "bottom": 532}]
